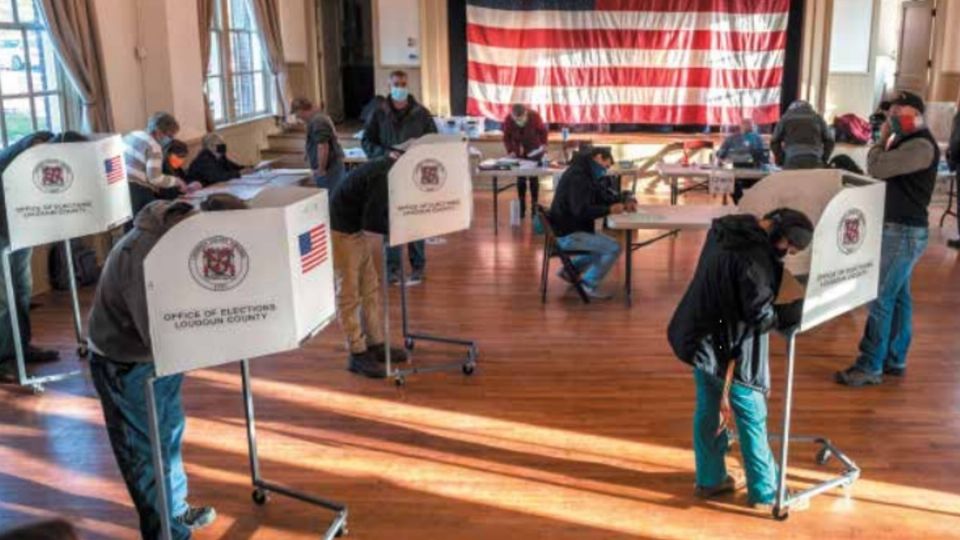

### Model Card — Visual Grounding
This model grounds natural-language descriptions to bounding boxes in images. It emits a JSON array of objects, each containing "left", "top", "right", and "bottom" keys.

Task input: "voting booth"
[
  {"left": 385, "top": 134, "right": 478, "bottom": 385},
  {"left": 1, "top": 134, "right": 131, "bottom": 392},
  {"left": 143, "top": 187, "right": 348, "bottom": 540},
  {"left": 767, "top": 172, "right": 884, "bottom": 520}
]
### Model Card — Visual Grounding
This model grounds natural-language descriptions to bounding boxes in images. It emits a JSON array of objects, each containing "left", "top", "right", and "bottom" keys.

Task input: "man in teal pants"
[{"left": 668, "top": 208, "right": 813, "bottom": 509}]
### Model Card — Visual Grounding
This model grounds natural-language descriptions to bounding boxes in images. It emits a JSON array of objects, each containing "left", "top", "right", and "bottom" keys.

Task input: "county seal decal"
[
  {"left": 188, "top": 236, "right": 250, "bottom": 291},
  {"left": 837, "top": 208, "right": 866, "bottom": 255},
  {"left": 412, "top": 159, "right": 446, "bottom": 192},
  {"left": 32, "top": 159, "right": 74, "bottom": 194}
]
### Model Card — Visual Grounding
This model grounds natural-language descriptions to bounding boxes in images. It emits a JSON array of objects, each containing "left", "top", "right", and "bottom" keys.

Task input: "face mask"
[
  {"left": 216, "top": 143, "right": 227, "bottom": 155},
  {"left": 590, "top": 161, "right": 608, "bottom": 180},
  {"left": 890, "top": 114, "right": 918, "bottom": 136},
  {"left": 169, "top": 155, "right": 185, "bottom": 169},
  {"left": 390, "top": 86, "right": 409, "bottom": 102}
]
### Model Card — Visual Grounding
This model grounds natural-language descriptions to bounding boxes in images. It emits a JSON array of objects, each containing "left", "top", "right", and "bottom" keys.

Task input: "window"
[
  {"left": 207, "top": 0, "right": 274, "bottom": 125},
  {"left": 0, "top": 0, "right": 63, "bottom": 147}
]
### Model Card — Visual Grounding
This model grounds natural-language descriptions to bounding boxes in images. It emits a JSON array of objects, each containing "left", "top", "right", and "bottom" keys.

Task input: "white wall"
[{"left": 93, "top": 0, "right": 144, "bottom": 133}]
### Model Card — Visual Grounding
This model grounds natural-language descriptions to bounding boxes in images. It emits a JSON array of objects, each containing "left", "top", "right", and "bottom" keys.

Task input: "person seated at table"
[
  {"left": 186, "top": 133, "right": 246, "bottom": 187},
  {"left": 668, "top": 208, "right": 814, "bottom": 511},
  {"left": 717, "top": 118, "right": 768, "bottom": 167},
  {"left": 330, "top": 157, "right": 409, "bottom": 378},
  {"left": 87, "top": 194, "right": 246, "bottom": 540},
  {"left": 162, "top": 139, "right": 189, "bottom": 181},
  {"left": 549, "top": 147, "right": 636, "bottom": 300},
  {"left": 771, "top": 100, "right": 834, "bottom": 169},
  {"left": 503, "top": 104, "right": 548, "bottom": 219}
]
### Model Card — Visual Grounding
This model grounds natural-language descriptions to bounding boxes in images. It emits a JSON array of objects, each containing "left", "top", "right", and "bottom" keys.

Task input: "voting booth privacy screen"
[
  {"left": 389, "top": 135, "right": 473, "bottom": 247},
  {"left": 800, "top": 181, "right": 885, "bottom": 332},
  {"left": 3, "top": 135, "right": 131, "bottom": 250},
  {"left": 145, "top": 187, "right": 335, "bottom": 377}
]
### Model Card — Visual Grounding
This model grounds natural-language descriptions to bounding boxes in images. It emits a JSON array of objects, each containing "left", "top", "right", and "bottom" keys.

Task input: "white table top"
[
  {"left": 657, "top": 162, "right": 774, "bottom": 180},
  {"left": 186, "top": 171, "right": 313, "bottom": 202},
  {"left": 606, "top": 204, "right": 736, "bottom": 230},
  {"left": 474, "top": 165, "right": 564, "bottom": 178}
]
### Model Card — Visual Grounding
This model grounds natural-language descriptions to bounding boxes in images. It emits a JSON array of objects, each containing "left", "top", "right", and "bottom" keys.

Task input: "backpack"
[
  {"left": 833, "top": 114, "right": 871, "bottom": 145},
  {"left": 48, "top": 239, "right": 101, "bottom": 290}
]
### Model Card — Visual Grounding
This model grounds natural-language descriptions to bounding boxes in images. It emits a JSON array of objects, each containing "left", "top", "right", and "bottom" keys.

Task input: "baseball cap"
[{"left": 891, "top": 91, "right": 925, "bottom": 114}]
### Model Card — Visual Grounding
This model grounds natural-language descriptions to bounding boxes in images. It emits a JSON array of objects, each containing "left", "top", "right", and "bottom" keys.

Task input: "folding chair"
[{"left": 536, "top": 205, "right": 591, "bottom": 304}]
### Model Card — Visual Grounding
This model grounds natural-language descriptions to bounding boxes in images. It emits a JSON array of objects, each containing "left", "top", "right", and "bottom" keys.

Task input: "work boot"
[
  {"left": 175, "top": 506, "right": 217, "bottom": 531},
  {"left": 347, "top": 351, "right": 386, "bottom": 379},
  {"left": 369, "top": 343, "right": 408, "bottom": 364},
  {"left": 25, "top": 346, "right": 60, "bottom": 364},
  {"left": 694, "top": 475, "right": 744, "bottom": 499},
  {"left": 834, "top": 366, "right": 882, "bottom": 387},
  {"left": 883, "top": 366, "right": 906, "bottom": 377}
]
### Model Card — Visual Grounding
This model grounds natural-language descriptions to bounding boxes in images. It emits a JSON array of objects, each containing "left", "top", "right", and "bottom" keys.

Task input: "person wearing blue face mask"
[
  {"left": 548, "top": 147, "right": 636, "bottom": 299},
  {"left": 361, "top": 70, "right": 438, "bottom": 286}
]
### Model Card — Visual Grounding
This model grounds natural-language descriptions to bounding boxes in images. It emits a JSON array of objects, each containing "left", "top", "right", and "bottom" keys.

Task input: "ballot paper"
[{"left": 776, "top": 269, "right": 805, "bottom": 305}]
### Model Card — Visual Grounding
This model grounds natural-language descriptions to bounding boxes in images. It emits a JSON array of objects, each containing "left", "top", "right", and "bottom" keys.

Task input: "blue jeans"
[
  {"left": 314, "top": 160, "right": 345, "bottom": 191},
  {"left": 855, "top": 223, "right": 929, "bottom": 374},
  {"left": 0, "top": 238, "right": 32, "bottom": 360},
  {"left": 555, "top": 232, "right": 621, "bottom": 288},
  {"left": 388, "top": 241, "right": 426, "bottom": 274},
  {"left": 694, "top": 369, "right": 778, "bottom": 504},
  {"left": 90, "top": 355, "right": 191, "bottom": 540}
]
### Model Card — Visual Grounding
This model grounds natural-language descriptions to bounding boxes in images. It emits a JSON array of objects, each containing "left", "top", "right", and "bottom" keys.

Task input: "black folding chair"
[{"left": 536, "top": 205, "right": 591, "bottom": 304}]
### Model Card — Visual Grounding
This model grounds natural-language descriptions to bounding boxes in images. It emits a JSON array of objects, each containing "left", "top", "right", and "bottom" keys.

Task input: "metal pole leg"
[
  {"left": 774, "top": 332, "right": 798, "bottom": 520},
  {"left": 240, "top": 359, "right": 263, "bottom": 495},
  {"left": 493, "top": 177, "right": 499, "bottom": 235},
  {"left": 624, "top": 230, "right": 633, "bottom": 306},
  {"left": 145, "top": 376, "right": 174, "bottom": 540},
  {"left": 2, "top": 248, "right": 28, "bottom": 388},
  {"left": 63, "top": 241, "right": 87, "bottom": 357}
]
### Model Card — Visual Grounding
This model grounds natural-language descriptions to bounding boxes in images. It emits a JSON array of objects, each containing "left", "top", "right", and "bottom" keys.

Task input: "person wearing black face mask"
[
  {"left": 186, "top": 133, "right": 246, "bottom": 187},
  {"left": 668, "top": 208, "right": 813, "bottom": 511}
]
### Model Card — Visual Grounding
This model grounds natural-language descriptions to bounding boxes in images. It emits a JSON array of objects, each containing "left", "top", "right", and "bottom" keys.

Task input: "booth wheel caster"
[
  {"left": 77, "top": 344, "right": 89, "bottom": 358},
  {"left": 335, "top": 524, "right": 349, "bottom": 537},
  {"left": 462, "top": 362, "right": 476, "bottom": 376},
  {"left": 395, "top": 376, "right": 406, "bottom": 387},
  {"left": 252, "top": 489, "right": 269, "bottom": 506},
  {"left": 816, "top": 447, "right": 833, "bottom": 466},
  {"left": 30, "top": 384, "right": 45, "bottom": 395},
  {"left": 773, "top": 507, "right": 789, "bottom": 521},
  {"left": 404, "top": 338, "right": 415, "bottom": 351}
]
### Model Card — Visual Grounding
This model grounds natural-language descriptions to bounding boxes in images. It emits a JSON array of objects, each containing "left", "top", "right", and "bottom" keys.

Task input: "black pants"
[{"left": 516, "top": 177, "right": 540, "bottom": 215}]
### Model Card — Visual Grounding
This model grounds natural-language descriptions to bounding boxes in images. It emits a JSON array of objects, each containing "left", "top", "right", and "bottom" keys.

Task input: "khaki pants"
[{"left": 333, "top": 231, "right": 384, "bottom": 354}]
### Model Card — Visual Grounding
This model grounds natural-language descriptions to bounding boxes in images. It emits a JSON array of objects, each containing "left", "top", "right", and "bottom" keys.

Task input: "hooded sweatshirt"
[
  {"left": 549, "top": 153, "right": 623, "bottom": 237},
  {"left": 87, "top": 200, "right": 194, "bottom": 363},
  {"left": 668, "top": 214, "right": 783, "bottom": 393},
  {"left": 771, "top": 101, "right": 835, "bottom": 167}
]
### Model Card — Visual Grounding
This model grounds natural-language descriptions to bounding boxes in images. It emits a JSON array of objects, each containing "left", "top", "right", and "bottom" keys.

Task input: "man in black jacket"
[
  {"left": 330, "top": 157, "right": 407, "bottom": 378},
  {"left": 668, "top": 208, "right": 813, "bottom": 509},
  {"left": 361, "top": 70, "right": 437, "bottom": 286},
  {"left": 186, "top": 133, "right": 245, "bottom": 187},
  {"left": 0, "top": 131, "right": 65, "bottom": 378},
  {"left": 947, "top": 104, "right": 960, "bottom": 250},
  {"left": 837, "top": 91, "right": 940, "bottom": 386},
  {"left": 549, "top": 147, "right": 634, "bottom": 299}
]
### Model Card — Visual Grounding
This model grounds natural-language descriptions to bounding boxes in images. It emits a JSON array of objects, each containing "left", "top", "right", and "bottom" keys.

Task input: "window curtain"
[
  {"left": 198, "top": 0, "right": 215, "bottom": 131},
  {"left": 249, "top": 0, "right": 290, "bottom": 117},
  {"left": 36, "top": 0, "right": 114, "bottom": 132}
]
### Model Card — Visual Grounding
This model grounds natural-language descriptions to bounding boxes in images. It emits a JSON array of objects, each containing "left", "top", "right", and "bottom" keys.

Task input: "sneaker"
[
  {"left": 947, "top": 239, "right": 960, "bottom": 250},
  {"left": 369, "top": 343, "right": 409, "bottom": 364},
  {"left": 883, "top": 366, "right": 906, "bottom": 377},
  {"left": 388, "top": 271, "right": 402, "bottom": 286},
  {"left": 25, "top": 346, "right": 60, "bottom": 364},
  {"left": 582, "top": 284, "right": 612, "bottom": 300},
  {"left": 175, "top": 506, "right": 217, "bottom": 531},
  {"left": 406, "top": 269, "right": 424, "bottom": 286},
  {"left": 347, "top": 351, "right": 386, "bottom": 379},
  {"left": 752, "top": 492, "right": 810, "bottom": 513},
  {"left": 835, "top": 366, "right": 882, "bottom": 387},
  {"left": 694, "top": 475, "right": 744, "bottom": 499}
]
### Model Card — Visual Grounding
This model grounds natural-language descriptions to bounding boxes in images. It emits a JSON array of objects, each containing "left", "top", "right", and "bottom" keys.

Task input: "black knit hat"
[
  {"left": 891, "top": 91, "right": 925, "bottom": 114},
  {"left": 764, "top": 208, "right": 814, "bottom": 250}
]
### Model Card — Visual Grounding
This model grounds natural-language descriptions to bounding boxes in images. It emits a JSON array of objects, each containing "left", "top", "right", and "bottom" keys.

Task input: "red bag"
[{"left": 833, "top": 114, "right": 871, "bottom": 145}]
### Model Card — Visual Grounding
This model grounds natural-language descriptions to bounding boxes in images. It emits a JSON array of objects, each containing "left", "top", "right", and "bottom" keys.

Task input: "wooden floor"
[{"left": 3, "top": 187, "right": 960, "bottom": 539}]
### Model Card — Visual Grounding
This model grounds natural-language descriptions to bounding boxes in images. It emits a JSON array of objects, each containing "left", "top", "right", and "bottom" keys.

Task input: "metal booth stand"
[
  {"left": 757, "top": 173, "right": 885, "bottom": 520},
  {"left": 381, "top": 135, "right": 479, "bottom": 386},
  {"left": 2, "top": 135, "right": 131, "bottom": 393},
  {"left": 143, "top": 187, "right": 348, "bottom": 539}
]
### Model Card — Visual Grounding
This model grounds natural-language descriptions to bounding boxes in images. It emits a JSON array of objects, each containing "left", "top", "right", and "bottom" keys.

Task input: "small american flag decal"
[
  {"left": 298, "top": 224, "right": 328, "bottom": 273},
  {"left": 104, "top": 155, "right": 124, "bottom": 184}
]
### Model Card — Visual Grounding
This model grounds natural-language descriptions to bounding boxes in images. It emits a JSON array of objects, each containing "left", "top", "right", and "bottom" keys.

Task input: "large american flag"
[
  {"left": 298, "top": 224, "right": 328, "bottom": 274},
  {"left": 466, "top": 0, "right": 789, "bottom": 126}
]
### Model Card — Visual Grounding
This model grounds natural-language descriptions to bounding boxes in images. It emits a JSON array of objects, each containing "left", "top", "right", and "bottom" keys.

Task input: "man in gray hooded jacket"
[
  {"left": 771, "top": 100, "right": 835, "bottom": 169},
  {"left": 88, "top": 195, "right": 245, "bottom": 539}
]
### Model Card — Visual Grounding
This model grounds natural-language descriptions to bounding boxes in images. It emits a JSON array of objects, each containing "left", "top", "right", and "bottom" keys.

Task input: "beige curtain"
[
  {"left": 37, "top": 0, "right": 114, "bottom": 132},
  {"left": 249, "top": 0, "right": 290, "bottom": 117},
  {"left": 198, "top": 0, "right": 215, "bottom": 131}
]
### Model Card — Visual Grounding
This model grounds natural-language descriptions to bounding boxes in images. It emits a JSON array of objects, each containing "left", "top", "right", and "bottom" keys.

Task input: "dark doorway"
[{"left": 340, "top": 0, "right": 375, "bottom": 121}]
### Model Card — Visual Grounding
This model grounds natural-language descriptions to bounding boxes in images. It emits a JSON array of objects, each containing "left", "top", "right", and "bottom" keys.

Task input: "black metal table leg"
[
  {"left": 625, "top": 230, "right": 633, "bottom": 306},
  {"left": 493, "top": 177, "right": 499, "bottom": 235}
]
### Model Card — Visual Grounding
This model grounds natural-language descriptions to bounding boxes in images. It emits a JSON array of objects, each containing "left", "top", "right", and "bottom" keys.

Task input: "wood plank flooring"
[{"left": 2, "top": 187, "right": 960, "bottom": 539}]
